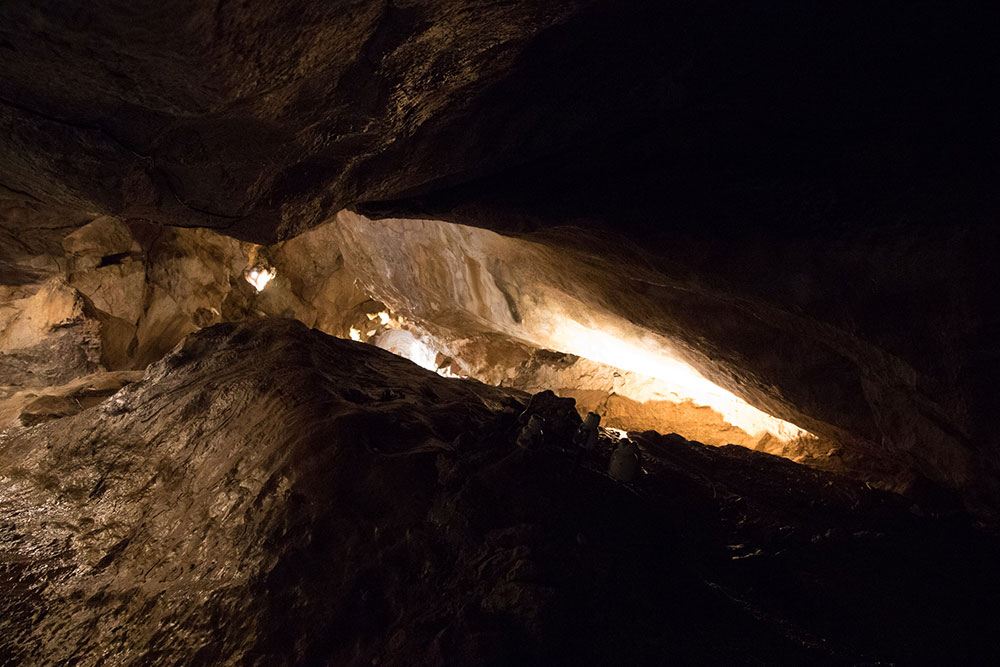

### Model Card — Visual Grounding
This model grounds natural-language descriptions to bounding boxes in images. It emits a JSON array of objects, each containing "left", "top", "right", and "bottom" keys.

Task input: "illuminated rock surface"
[
  {"left": 0, "top": 201, "right": 994, "bottom": 513},
  {"left": 2, "top": 320, "right": 998, "bottom": 665},
  {"left": 1, "top": 211, "right": 807, "bottom": 452}
]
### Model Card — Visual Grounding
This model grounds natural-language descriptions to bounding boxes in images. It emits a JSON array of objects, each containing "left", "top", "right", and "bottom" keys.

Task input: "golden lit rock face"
[
  {"left": 0, "top": 278, "right": 103, "bottom": 387},
  {"left": 0, "top": 279, "right": 88, "bottom": 353},
  {"left": 0, "top": 207, "right": 981, "bottom": 505},
  {"left": 333, "top": 212, "right": 814, "bottom": 438},
  {"left": 328, "top": 211, "right": 990, "bottom": 500},
  {"left": 4, "top": 210, "right": 807, "bottom": 459},
  {"left": 0, "top": 370, "right": 143, "bottom": 429}
]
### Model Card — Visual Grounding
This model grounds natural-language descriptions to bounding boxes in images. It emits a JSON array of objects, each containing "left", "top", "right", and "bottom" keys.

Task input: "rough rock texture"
[
  {"left": 2, "top": 4, "right": 999, "bottom": 662},
  {"left": 0, "top": 211, "right": 373, "bottom": 386},
  {"left": 2, "top": 319, "right": 998, "bottom": 665},
  {"left": 3, "top": 209, "right": 786, "bottom": 458},
  {"left": 0, "top": 0, "right": 614, "bottom": 239},
  {"left": 0, "top": 3, "right": 997, "bottom": 509},
  {"left": 278, "top": 219, "right": 799, "bottom": 450},
  {"left": 0, "top": 212, "right": 256, "bottom": 385},
  {"left": 0, "top": 370, "right": 142, "bottom": 429},
  {"left": 0, "top": 278, "right": 104, "bottom": 388},
  {"left": 331, "top": 212, "right": 985, "bottom": 503},
  {"left": 440, "top": 333, "right": 769, "bottom": 450},
  {"left": 0, "top": 203, "right": 990, "bottom": 513}
]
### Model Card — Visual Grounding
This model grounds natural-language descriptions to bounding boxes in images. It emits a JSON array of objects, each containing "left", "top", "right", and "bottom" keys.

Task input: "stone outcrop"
[
  {"left": 2, "top": 210, "right": 795, "bottom": 455},
  {"left": 331, "top": 212, "right": 992, "bottom": 506},
  {"left": 0, "top": 0, "right": 625, "bottom": 240},
  {"left": 0, "top": 369, "right": 143, "bottom": 429},
  {"left": 0, "top": 278, "right": 103, "bottom": 388},
  {"left": 2, "top": 319, "right": 997, "bottom": 665},
  {"left": 1, "top": 211, "right": 373, "bottom": 390}
]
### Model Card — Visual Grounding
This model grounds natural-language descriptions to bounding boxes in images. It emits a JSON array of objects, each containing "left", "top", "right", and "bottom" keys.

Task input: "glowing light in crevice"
[
  {"left": 368, "top": 311, "right": 392, "bottom": 326},
  {"left": 245, "top": 266, "right": 276, "bottom": 292},
  {"left": 363, "top": 325, "right": 464, "bottom": 378},
  {"left": 374, "top": 329, "right": 438, "bottom": 371},
  {"left": 544, "top": 319, "right": 809, "bottom": 441}
]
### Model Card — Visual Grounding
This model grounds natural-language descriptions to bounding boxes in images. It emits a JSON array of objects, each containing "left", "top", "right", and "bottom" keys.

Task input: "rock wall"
[
  {"left": 1, "top": 205, "right": 792, "bottom": 448},
  {"left": 0, "top": 0, "right": 619, "bottom": 239},
  {"left": 2, "top": 319, "right": 997, "bottom": 665}
]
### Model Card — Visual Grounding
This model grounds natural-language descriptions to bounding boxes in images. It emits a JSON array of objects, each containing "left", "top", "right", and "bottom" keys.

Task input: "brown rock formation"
[{"left": 1, "top": 320, "right": 997, "bottom": 665}]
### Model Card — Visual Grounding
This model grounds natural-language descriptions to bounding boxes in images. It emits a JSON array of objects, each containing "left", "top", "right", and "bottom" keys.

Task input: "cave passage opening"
[
  {"left": 338, "top": 301, "right": 813, "bottom": 455},
  {"left": 0, "top": 209, "right": 817, "bottom": 465},
  {"left": 327, "top": 212, "right": 817, "bottom": 456}
]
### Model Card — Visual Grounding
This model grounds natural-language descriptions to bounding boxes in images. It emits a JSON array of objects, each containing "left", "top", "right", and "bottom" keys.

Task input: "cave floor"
[{"left": 0, "top": 320, "right": 997, "bottom": 665}]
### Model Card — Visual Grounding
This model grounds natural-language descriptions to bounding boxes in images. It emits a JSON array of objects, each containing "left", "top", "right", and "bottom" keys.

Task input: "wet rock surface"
[
  {"left": 1, "top": 3, "right": 999, "bottom": 658},
  {"left": 331, "top": 212, "right": 991, "bottom": 509},
  {"left": 0, "top": 200, "right": 992, "bottom": 518},
  {"left": 2, "top": 320, "right": 997, "bottom": 665}
]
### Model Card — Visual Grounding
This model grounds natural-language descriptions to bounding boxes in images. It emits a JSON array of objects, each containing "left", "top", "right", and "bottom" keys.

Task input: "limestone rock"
[
  {"left": 0, "top": 1, "right": 996, "bottom": 516},
  {"left": 0, "top": 278, "right": 103, "bottom": 387},
  {"left": 1, "top": 319, "right": 997, "bottom": 665},
  {"left": 61, "top": 216, "right": 140, "bottom": 271},
  {"left": 0, "top": 369, "right": 143, "bottom": 428}
]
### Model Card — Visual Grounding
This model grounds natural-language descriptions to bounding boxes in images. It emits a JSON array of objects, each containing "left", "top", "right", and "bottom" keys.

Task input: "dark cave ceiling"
[{"left": 2, "top": 1, "right": 993, "bottom": 242}]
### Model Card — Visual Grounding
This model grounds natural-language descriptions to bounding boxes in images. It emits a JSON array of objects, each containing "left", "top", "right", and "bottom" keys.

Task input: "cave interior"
[{"left": 1, "top": 1, "right": 998, "bottom": 664}]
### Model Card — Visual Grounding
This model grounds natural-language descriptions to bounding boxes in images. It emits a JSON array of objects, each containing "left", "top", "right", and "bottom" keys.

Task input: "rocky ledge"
[{"left": 1, "top": 319, "right": 997, "bottom": 665}]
